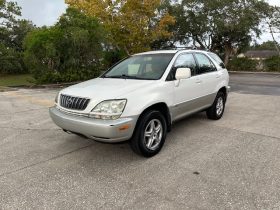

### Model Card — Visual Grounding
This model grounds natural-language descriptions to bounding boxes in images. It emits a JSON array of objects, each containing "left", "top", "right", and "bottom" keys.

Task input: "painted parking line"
[{"left": 3, "top": 91, "right": 54, "bottom": 107}]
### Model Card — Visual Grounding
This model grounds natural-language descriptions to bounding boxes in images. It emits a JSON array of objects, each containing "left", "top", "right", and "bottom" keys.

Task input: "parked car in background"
[{"left": 50, "top": 50, "right": 230, "bottom": 157}]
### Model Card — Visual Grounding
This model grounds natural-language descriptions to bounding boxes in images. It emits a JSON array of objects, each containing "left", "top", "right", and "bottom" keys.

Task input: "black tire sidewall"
[
  {"left": 206, "top": 92, "right": 226, "bottom": 120},
  {"left": 214, "top": 92, "right": 225, "bottom": 119},
  {"left": 134, "top": 110, "right": 167, "bottom": 157}
]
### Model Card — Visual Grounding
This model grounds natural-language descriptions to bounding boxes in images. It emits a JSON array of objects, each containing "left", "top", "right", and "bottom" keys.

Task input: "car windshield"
[{"left": 103, "top": 54, "right": 175, "bottom": 80}]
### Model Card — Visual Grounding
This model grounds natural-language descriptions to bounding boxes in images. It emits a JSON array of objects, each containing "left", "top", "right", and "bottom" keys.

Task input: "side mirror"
[
  {"left": 175, "top": 68, "right": 191, "bottom": 80},
  {"left": 220, "top": 63, "right": 226, "bottom": 69}
]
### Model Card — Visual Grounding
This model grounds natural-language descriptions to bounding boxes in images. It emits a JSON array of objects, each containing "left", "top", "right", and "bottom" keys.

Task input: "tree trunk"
[
  {"left": 224, "top": 44, "right": 232, "bottom": 66},
  {"left": 269, "top": 25, "right": 280, "bottom": 56},
  {"left": 123, "top": 46, "right": 130, "bottom": 56},
  {"left": 193, "top": 35, "right": 206, "bottom": 49}
]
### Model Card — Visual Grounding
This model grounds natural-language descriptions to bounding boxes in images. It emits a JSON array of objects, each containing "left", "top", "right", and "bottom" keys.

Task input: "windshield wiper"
[{"left": 105, "top": 74, "right": 142, "bottom": 79}]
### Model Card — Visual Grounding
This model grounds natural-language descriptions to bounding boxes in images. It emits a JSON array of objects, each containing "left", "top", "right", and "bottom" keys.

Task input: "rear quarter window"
[{"left": 208, "top": 53, "right": 225, "bottom": 67}]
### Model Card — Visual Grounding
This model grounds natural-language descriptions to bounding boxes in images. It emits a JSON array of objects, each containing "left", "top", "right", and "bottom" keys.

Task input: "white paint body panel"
[
  {"left": 57, "top": 50, "right": 230, "bottom": 120},
  {"left": 51, "top": 50, "right": 230, "bottom": 142}
]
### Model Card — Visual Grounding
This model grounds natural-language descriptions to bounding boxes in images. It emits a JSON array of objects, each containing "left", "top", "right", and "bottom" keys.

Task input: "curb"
[
  {"left": 229, "top": 71, "right": 280, "bottom": 75},
  {"left": 31, "top": 81, "right": 79, "bottom": 89},
  {"left": 7, "top": 81, "right": 79, "bottom": 89},
  {"left": 0, "top": 86, "right": 17, "bottom": 92}
]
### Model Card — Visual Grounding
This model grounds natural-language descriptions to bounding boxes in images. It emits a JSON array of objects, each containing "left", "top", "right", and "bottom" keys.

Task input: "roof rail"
[{"left": 159, "top": 46, "right": 200, "bottom": 51}]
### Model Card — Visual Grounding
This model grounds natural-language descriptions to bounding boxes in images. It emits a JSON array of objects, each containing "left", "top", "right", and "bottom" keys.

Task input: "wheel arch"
[
  {"left": 218, "top": 86, "right": 228, "bottom": 102},
  {"left": 136, "top": 102, "right": 172, "bottom": 132}
]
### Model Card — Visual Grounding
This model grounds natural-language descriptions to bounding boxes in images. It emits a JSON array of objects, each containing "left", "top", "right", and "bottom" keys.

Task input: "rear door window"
[
  {"left": 208, "top": 53, "right": 225, "bottom": 68},
  {"left": 194, "top": 53, "right": 217, "bottom": 75}
]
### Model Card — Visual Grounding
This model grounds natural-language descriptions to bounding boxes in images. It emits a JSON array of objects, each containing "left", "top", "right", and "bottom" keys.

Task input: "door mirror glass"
[
  {"left": 175, "top": 68, "right": 191, "bottom": 80},
  {"left": 220, "top": 63, "right": 226, "bottom": 69}
]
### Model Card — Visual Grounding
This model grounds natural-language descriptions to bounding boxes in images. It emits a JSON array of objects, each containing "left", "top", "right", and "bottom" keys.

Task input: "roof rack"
[{"left": 160, "top": 46, "right": 200, "bottom": 51}]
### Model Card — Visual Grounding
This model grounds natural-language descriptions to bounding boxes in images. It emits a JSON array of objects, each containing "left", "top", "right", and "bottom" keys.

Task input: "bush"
[
  {"left": 103, "top": 49, "right": 127, "bottom": 69},
  {"left": 23, "top": 8, "right": 105, "bottom": 84},
  {"left": 33, "top": 67, "right": 102, "bottom": 84},
  {"left": 264, "top": 56, "right": 280, "bottom": 72},
  {"left": 227, "top": 57, "right": 258, "bottom": 71},
  {"left": 0, "top": 44, "right": 27, "bottom": 74}
]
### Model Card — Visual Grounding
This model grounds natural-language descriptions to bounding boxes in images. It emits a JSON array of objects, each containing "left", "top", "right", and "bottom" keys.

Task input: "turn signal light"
[{"left": 119, "top": 124, "right": 131, "bottom": 131}]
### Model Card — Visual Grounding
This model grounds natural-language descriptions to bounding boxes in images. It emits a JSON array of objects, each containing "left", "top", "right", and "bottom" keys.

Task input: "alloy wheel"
[{"left": 144, "top": 119, "right": 163, "bottom": 151}]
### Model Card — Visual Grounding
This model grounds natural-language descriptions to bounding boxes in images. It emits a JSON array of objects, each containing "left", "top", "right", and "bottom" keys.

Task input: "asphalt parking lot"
[{"left": 1, "top": 73, "right": 280, "bottom": 209}]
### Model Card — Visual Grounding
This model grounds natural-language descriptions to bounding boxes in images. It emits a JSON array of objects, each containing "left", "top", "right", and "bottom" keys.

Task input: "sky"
[
  {"left": 15, "top": 0, "right": 67, "bottom": 27},
  {"left": 259, "top": 0, "right": 280, "bottom": 42},
  {"left": 13, "top": 0, "right": 280, "bottom": 43}
]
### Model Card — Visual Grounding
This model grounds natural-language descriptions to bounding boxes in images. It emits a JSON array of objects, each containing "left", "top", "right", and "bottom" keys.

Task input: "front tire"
[
  {"left": 206, "top": 92, "right": 226, "bottom": 120},
  {"left": 130, "top": 110, "right": 167, "bottom": 157}
]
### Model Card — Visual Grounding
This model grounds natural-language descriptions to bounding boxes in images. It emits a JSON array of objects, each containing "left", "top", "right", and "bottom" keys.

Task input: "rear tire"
[
  {"left": 206, "top": 92, "right": 225, "bottom": 120},
  {"left": 130, "top": 110, "right": 167, "bottom": 157}
]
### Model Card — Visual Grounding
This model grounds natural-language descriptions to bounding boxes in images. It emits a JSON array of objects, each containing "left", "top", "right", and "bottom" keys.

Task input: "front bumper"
[{"left": 49, "top": 107, "right": 138, "bottom": 143}]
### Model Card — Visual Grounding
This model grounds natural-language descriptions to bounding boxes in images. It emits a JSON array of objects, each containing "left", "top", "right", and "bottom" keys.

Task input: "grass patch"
[{"left": 0, "top": 74, "right": 35, "bottom": 87}]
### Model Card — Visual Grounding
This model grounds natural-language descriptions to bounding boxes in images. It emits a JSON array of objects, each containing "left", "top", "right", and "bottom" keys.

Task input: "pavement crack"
[{"left": 0, "top": 143, "right": 95, "bottom": 178}]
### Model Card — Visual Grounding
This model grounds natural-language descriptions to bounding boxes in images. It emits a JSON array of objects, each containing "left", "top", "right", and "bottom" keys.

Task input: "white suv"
[{"left": 50, "top": 50, "right": 230, "bottom": 157}]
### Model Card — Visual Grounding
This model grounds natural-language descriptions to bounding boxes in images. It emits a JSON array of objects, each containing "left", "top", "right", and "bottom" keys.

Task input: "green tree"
[
  {"left": 265, "top": 56, "right": 280, "bottom": 72},
  {"left": 251, "top": 41, "right": 280, "bottom": 51},
  {"left": 24, "top": 27, "right": 62, "bottom": 79},
  {"left": 66, "top": 0, "right": 175, "bottom": 55},
  {"left": 24, "top": 8, "right": 105, "bottom": 83},
  {"left": 0, "top": 0, "right": 34, "bottom": 74},
  {"left": 0, "top": 43, "right": 23, "bottom": 74},
  {"left": 0, "top": 0, "right": 21, "bottom": 28},
  {"left": 264, "top": 6, "right": 280, "bottom": 55},
  {"left": 169, "top": 0, "right": 270, "bottom": 65},
  {"left": 10, "top": 20, "right": 35, "bottom": 52},
  {"left": 56, "top": 8, "right": 104, "bottom": 70},
  {"left": 227, "top": 57, "right": 257, "bottom": 72}
]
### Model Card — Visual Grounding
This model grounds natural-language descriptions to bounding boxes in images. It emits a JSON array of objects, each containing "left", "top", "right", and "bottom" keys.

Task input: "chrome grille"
[{"left": 60, "top": 94, "right": 90, "bottom": 110}]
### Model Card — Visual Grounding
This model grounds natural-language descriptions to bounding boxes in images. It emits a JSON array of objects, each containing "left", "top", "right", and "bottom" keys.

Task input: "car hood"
[{"left": 61, "top": 78, "right": 156, "bottom": 101}]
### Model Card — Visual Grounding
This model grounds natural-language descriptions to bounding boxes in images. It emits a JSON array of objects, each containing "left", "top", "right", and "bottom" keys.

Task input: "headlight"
[{"left": 90, "top": 99, "right": 127, "bottom": 120}]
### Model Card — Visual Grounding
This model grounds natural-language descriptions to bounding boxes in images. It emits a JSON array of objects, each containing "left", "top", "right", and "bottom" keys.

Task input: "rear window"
[{"left": 208, "top": 53, "right": 224, "bottom": 66}]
